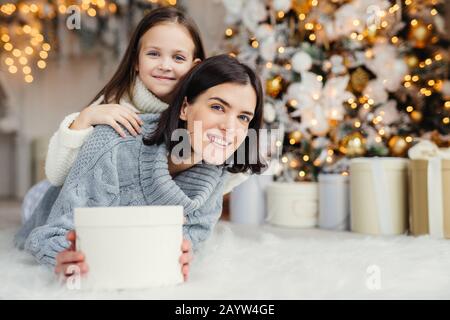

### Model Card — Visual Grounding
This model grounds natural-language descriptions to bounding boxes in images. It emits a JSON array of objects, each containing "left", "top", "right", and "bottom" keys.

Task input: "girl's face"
[
  {"left": 180, "top": 82, "right": 257, "bottom": 165},
  {"left": 137, "top": 22, "right": 200, "bottom": 102}
]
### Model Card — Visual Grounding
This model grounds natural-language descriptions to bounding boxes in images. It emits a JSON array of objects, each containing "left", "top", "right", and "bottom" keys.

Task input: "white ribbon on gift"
[
  {"left": 427, "top": 157, "right": 444, "bottom": 238},
  {"left": 408, "top": 140, "right": 450, "bottom": 238},
  {"left": 371, "top": 160, "right": 395, "bottom": 235}
]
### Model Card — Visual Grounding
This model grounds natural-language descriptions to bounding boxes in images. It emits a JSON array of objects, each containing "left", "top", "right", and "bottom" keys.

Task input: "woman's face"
[
  {"left": 137, "top": 22, "right": 200, "bottom": 102},
  {"left": 179, "top": 82, "right": 257, "bottom": 165}
]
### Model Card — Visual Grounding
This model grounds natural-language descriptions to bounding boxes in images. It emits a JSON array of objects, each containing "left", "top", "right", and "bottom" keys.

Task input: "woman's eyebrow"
[{"left": 209, "top": 97, "right": 254, "bottom": 116}]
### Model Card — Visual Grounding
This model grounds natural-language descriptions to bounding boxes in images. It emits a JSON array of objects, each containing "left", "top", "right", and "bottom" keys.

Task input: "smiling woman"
[
  {"left": 179, "top": 83, "right": 257, "bottom": 166},
  {"left": 145, "top": 54, "right": 266, "bottom": 175}
]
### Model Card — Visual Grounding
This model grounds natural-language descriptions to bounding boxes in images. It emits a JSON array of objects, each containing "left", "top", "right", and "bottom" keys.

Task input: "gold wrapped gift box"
[{"left": 409, "top": 159, "right": 450, "bottom": 238}]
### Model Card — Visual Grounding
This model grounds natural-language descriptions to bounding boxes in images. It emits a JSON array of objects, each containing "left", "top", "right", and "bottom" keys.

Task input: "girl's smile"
[{"left": 152, "top": 75, "right": 177, "bottom": 81}]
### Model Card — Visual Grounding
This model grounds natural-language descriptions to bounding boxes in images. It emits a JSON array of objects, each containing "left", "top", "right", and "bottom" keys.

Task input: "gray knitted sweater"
[{"left": 19, "top": 113, "right": 228, "bottom": 267}]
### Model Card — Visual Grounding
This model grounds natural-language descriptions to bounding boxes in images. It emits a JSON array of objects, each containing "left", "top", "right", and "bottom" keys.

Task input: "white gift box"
[
  {"left": 74, "top": 206, "right": 184, "bottom": 290},
  {"left": 230, "top": 174, "right": 273, "bottom": 225},
  {"left": 266, "top": 182, "right": 318, "bottom": 228},
  {"left": 318, "top": 173, "right": 350, "bottom": 231}
]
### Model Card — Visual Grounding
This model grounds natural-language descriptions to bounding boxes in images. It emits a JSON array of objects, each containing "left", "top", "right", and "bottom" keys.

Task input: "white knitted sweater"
[{"left": 44, "top": 77, "right": 248, "bottom": 194}]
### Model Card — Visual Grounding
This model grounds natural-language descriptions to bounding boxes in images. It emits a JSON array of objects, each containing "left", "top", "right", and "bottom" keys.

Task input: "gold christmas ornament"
[
  {"left": 351, "top": 67, "right": 370, "bottom": 93},
  {"left": 328, "top": 118, "right": 339, "bottom": 128},
  {"left": 266, "top": 75, "right": 284, "bottom": 98},
  {"left": 388, "top": 136, "right": 410, "bottom": 157},
  {"left": 410, "top": 110, "right": 423, "bottom": 123},
  {"left": 408, "top": 20, "right": 431, "bottom": 49},
  {"left": 434, "top": 80, "right": 443, "bottom": 92},
  {"left": 405, "top": 54, "right": 419, "bottom": 68},
  {"left": 288, "top": 131, "right": 302, "bottom": 144},
  {"left": 292, "top": 0, "right": 313, "bottom": 16},
  {"left": 317, "top": 1, "right": 335, "bottom": 15},
  {"left": 339, "top": 132, "right": 366, "bottom": 157}
]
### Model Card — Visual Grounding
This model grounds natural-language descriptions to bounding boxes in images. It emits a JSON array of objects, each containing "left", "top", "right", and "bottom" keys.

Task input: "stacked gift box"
[{"left": 265, "top": 140, "right": 450, "bottom": 239}]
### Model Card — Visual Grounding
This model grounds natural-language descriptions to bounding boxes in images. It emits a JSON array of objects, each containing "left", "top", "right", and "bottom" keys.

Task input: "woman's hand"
[
  {"left": 70, "top": 104, "right": 144, "bottom": 138},
  {"left": 54, "top": 231, "right": 89, "bottom": 277},
  {"left": 180, "top": 239, "right": 193, "bottom": 282}
]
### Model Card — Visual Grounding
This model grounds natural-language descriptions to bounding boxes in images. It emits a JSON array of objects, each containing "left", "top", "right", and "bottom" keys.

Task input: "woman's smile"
[{"left": 206, "top": 133, "right": 233, "bottom": 149}]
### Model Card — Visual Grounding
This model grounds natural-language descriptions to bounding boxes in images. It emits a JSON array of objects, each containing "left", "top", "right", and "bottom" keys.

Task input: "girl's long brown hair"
[{"left": 89, "top": 7, "right": 206, "bottom": 106}]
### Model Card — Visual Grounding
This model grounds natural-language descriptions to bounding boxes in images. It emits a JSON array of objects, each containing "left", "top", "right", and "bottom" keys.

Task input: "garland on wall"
[{"left": 0, "top": 0, "right": 180, "bottom": 133}]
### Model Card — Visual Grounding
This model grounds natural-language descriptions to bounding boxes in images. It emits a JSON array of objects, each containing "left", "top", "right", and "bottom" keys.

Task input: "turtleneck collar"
[{"left": 121, "top": 76, "right": 169, "bottom": 114}]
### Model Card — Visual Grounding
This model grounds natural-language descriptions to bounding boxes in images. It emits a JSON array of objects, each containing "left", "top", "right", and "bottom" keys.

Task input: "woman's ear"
[{"left": 179, "top": 97, "right": 189, "bottom": 121}]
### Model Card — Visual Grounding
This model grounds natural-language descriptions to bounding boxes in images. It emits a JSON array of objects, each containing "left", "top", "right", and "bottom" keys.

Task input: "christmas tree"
[{"left": 221, "top": 0, "right": 450, "bottom": 182}]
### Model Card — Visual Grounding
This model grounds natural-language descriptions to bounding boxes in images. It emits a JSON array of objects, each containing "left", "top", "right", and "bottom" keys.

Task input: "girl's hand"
[
  {"left": 180, "top": 239, "right": 193, "bottom": 282},
  {"left": 70, "top": 104, "right": 144, "bottom": 138},
  {"left": 54, "top": 231, "right": 89, "bottom": 277}
]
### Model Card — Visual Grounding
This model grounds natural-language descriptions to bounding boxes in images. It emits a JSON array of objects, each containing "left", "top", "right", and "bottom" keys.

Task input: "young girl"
[
  {"left": 21, "top": 7, "right": 248, "bottom": 223},
  {"left": 17, "top": 54, "right": 265, "bottom": 281}
]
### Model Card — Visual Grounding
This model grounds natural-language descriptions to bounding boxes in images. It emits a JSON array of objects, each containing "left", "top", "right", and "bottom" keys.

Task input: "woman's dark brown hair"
[
  {"left": 89, "top": 7, "right": 205, "bottom": 105},
  {"left": 144, "top": 54, "right": 266, "bottom": 174}
]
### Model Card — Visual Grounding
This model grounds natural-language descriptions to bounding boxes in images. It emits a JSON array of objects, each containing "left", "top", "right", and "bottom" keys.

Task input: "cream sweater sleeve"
[{"left": 44, "top": 112, "right": 94, "bottom": 186}]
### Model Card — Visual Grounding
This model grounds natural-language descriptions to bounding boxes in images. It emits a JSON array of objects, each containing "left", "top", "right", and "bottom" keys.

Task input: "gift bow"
[
  {"left": 408, "top": 140, "right": 450, "bottom": 237},
  {"left": 408, "top": 140, "right": 450, "bottom": 160}
]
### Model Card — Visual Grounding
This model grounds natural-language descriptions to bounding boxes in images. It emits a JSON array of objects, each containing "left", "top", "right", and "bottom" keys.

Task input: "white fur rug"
[{"left": 1, "top": 221, "right": 450, "bottom": 299}]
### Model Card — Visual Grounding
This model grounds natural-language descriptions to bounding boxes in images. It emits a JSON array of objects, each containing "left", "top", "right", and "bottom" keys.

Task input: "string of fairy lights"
[
  {"left": 0, "top": 0, "right": 177, "bottom": 84},
  {"left": 0, "top": 0, "right": 120, "bottom": 83}
]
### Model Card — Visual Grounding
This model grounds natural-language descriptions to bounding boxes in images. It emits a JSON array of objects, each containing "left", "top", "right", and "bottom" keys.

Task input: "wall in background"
[
  {"left": 184, "top": 0, "right": 226, "bottom": 56},
  {"left": 0, "top": 54, "right": 117, "bottom": 197},
  {"left": 0, "top": 133, "right": 15, "bottom": 197}
]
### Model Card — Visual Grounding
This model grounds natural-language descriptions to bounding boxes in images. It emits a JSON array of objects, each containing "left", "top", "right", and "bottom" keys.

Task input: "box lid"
[
  {"left": 267, "top": 182, "right": 318, "bottom": 196},
  {"left": 74, "top": 206, "right": 184, "bottom": 227},
  {"left": 350, "top": 157, "right": 409, "bottom": 170}
]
